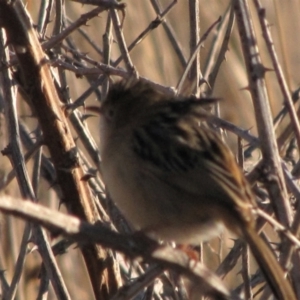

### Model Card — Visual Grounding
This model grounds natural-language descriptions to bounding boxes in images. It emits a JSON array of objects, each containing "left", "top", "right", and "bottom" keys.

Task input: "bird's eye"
[{"left": 106, "top": 107, "right": 115, "bottom": 120}]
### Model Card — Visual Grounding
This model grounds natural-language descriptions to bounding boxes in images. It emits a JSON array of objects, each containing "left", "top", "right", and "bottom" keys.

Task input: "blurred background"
[{"left": 1, "top": 0, "right": 300, "bottom": 299}]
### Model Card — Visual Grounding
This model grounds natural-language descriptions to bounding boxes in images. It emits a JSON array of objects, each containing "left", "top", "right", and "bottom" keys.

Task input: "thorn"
[
  {"left": 258, "top": 7, "right": 266, "bottom": 18},
  {"left": 245, "top": 126, "right": 254, "bottom": 133},
  {"left": 198, "top": 77, "right": 211, "bottom": 89},
  {"left": 239, "top": 85, "right": 251, "bottom": 91},
  {"left": 1, "top": 145, "right": 11, "bottom": 156},
  {"left": 252, "top": 63, "right": 273, "bottom": 79}
]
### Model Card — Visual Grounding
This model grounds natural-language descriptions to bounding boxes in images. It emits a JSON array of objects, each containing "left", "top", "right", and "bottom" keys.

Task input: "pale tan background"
[{"left": 1, "top": 1, "right": 300, "bottom": 299}]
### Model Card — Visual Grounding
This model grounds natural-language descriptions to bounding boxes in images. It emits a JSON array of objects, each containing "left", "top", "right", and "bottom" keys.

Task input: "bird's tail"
[{"left": 242, "top": 226, "right": 296, "bottom": 300}]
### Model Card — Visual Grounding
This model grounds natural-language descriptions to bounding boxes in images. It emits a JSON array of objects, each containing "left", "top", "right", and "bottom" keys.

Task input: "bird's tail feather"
[{"left": 242, "top": 227, "right": 295, "bottom": 300}]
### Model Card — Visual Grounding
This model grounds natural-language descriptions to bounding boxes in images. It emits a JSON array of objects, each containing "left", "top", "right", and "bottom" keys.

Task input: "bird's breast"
[{"left": 101, "top": 145, "right": 224, "bottom": 243}]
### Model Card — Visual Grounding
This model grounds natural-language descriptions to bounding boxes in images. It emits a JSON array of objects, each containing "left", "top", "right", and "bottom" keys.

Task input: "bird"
[{"left": 98, "top": 79, "right": 296, "bottom": 300}]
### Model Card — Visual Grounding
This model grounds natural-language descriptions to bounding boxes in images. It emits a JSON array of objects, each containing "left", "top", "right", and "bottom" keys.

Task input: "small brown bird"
[{"left": 99, "top": 79, "right": 295, "bottom": 300}]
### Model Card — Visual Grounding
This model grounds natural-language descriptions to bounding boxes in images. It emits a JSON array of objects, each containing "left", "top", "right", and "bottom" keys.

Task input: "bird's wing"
[{"left": 132, "top": 100, "right": 256, "bottom": 221}]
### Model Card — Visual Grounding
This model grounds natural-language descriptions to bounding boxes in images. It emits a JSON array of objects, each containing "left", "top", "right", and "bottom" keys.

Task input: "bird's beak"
[{"left": 86, "top": 105, "right": 103, "bottom": 115}]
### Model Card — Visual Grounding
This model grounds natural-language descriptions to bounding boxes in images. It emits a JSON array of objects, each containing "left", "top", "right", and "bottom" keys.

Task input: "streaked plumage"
[{"left": 99, "top": 79, "right": 295, "bottom": 300}]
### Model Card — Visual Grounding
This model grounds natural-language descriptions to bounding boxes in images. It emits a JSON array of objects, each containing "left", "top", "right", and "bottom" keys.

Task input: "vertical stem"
[
  {"left": 189, "top": 0, "right": 200, "bottom": 94},
  {"left": 234, "top": 0, "right": 292, "bottom": 227}
]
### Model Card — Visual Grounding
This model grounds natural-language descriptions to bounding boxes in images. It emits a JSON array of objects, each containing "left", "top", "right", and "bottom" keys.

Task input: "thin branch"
[
  {"left": 234, "top": 0, "right": 292, "bottom": 227},
  {"left": 0, "top": 195, "right": 239, "bottom": 300},
  {"left": 253, "top": 0, "right": 300, "bottom": 154},
  {"left": 177, "top": 17, "right": 221, "bottom": 93}
]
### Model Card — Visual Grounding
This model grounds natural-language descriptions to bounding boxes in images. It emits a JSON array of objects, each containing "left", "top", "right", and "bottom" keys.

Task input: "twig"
[
  {"left": 177, "top": 17, "right": 221, "bottom": 93},
  {"left": 0, "top": 195, "right": 239, "bottom": 300},
  {"left": 253, "top": 0, "right": 300, "bottom": 153},
  {"left": 188, "top": 0, "right": 201, "bottom": 95},
  {"left": 234, "top": 0, "right": 292, "bottom": 227}
]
